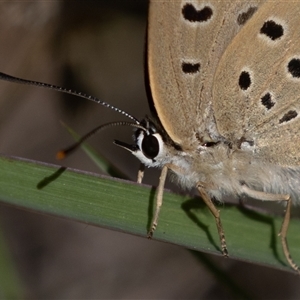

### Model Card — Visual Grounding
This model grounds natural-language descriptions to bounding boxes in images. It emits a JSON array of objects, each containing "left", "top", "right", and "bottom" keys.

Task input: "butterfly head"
[{"left": 114, "top": 116, "right": 182, "bottom": 168}]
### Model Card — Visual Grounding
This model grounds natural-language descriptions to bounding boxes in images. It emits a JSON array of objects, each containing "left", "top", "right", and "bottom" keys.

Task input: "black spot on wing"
[
  {"left": 260, "top": 20, "right": 284, "bottom": 41},
  {"left": 279, "top": 110, "right": 298, "bottom": 124},
  {"left": 239, "top": 71, "right": 251, "bottom": 90},
  {"left": 288, "top": 58, "right": 300, "bottom": 78},
  {"left": 182, "top": 62, "right": 200, "bottom": 74},
  {"left": 237, "top": 6, "right": 258, "bottom": 26},
  {"left": 182, "top": 3, "right": 213, "bottom": 22},
  {"left": 261, "top": 93, "right": 275, "bottom": 110}
]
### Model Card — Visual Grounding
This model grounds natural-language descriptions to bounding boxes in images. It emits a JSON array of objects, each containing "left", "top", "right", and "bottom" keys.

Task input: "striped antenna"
[{"left": 0, "top": 72, "right": 140, "bottom": 124}]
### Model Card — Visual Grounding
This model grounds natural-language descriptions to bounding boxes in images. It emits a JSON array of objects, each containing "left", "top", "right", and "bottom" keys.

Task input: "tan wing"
[
  {"left": 148, "top": 0, "right": 264, "bottom": 148},
  {"left": 213, "top": 1, "right": 300, "bottom": 166}
]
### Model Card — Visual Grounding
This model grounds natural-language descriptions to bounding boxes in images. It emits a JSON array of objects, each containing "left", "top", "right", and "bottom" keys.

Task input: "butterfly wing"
[
  {"left": 147, "top": 0, "right": 264, "bottom": 148},
  {"left": 213, "top": 1, "right": 300, "bottom": 166}
]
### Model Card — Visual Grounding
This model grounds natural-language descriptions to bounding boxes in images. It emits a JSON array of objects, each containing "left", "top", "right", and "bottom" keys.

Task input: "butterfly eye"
[{"left": 141, "top": 134, "right": 160, "bottom": 159}]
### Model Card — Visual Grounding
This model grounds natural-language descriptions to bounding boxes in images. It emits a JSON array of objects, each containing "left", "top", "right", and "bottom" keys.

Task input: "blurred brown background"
[{"left": 0, "top": 1, "right": 299, "bottom": 299}]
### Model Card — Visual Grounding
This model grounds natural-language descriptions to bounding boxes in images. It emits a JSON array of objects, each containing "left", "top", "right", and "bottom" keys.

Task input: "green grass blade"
[{"left": 0, "top": 154, "right": 299, "bottom": 274}]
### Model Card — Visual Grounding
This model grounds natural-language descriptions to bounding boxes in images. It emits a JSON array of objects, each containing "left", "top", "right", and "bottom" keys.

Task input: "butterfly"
[
  {"left": 145, "top": 0, "right": 300, "bottom": 274},
  {"left": 0, "top": 0, "right": 299, "bottom": 273}
]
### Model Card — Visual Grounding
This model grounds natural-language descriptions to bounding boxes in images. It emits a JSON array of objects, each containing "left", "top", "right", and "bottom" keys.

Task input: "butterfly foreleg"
[
  {"left": 137, "top": 163, "right": 145, "bottom": 184},
  {"left": 147, "top": 164, "right": 168, "bottom": 238}
]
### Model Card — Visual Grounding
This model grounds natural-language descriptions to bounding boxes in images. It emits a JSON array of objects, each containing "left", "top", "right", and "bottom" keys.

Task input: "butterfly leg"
[
  {"left": 278, "top": 196, "right": 300, "bottom": 274},
  {"left": 241, "top": 185, "right": 299, "bottom": 274},
  {"left": 137, "top": 163, "right": 145, "bottom": 184},
  {"left": 197, "top": 183, "right": 228, "bottom": 257},
  {"left": 147, "top": 164, "right": 168, "bottom": 238}
]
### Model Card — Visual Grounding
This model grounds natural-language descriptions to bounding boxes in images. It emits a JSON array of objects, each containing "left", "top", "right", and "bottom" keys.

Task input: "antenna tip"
[{"left": 56, "top": 150, "right": 66, "bottom": 160}]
